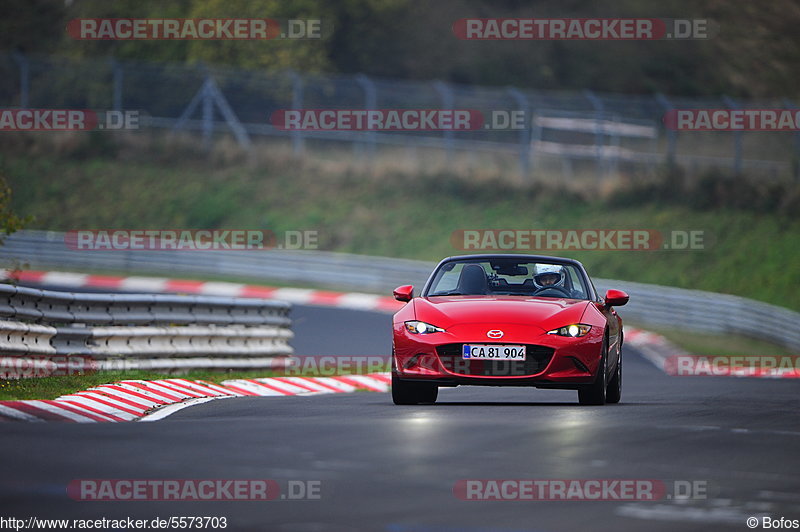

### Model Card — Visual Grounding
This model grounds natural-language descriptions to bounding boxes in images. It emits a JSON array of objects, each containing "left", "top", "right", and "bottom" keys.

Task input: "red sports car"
[{"left": 391, "top": 254, "right": 629, "bottom": 405}]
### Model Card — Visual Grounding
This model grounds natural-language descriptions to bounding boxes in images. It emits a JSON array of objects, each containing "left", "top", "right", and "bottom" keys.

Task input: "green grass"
[{"left": 631, "top": 324, "right": 795, "bottom": 358}]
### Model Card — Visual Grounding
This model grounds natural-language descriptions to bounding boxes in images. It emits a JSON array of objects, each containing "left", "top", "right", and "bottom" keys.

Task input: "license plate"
[{"left": 462, "top": 344, "right": 526, "bottom": 360}]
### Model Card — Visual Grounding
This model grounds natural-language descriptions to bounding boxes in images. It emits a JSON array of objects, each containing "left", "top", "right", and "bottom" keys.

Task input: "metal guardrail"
[
  {"left": 0, "top": 277, "right": 294, "bottom": 376},
  {"left": 589, "top": 278, "right": 800, "bottom": 353},
  {"left": 0, "top": 283, "right": 290, "bottom": 326},
  {"left": 1, "top": 230, "right": 798, "bottom": 353},
  {"left": 0, "top": 231, "right": 430, "bottom": 293}
]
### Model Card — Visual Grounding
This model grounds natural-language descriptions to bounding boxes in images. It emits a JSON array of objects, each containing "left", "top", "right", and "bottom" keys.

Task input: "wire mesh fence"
[{"left": 2, "top": 52, "right": 798, "bottom": 182}]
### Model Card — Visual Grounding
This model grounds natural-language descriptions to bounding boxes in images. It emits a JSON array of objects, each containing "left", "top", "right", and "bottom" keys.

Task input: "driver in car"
[
  {"left": 533, "top": 265, "right": 564, "bottom": 288},
  {"left": 532, "top": 264, "right": 579, "bottom": 298},
  {"left": 535, "top": 271, "right": 561, "bottom": 287}
]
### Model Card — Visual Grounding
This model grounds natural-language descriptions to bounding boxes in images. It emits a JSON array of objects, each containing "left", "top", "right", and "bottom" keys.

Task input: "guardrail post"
[
  {"left": 584, "top": 90, "right": 606, "bottom": 177},
  {"left": 355, "top": 74, "right": 377, "bottom": 163},
  {"left": 433, "top": 81, "right": 455, "bottom": 164},
  {"left": 655, "top": 93, "right": 677, "bottom": 170},
  {"left": 290, "top": 72, "right": 305, "bottom": 155},
  {"left": 722, "top": 95, "right": 742, "bottom": 175},
  {"left": 507, "top": 87, "right": 532, "bottom": 183},
  {"left": 11, "top": 52, "right": 29, "bottom": 108}
]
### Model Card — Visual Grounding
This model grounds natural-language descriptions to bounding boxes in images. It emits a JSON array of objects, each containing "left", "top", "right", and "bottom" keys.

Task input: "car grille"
[{"left": 435, "top": 343, "right": 555, "bottom": 377}]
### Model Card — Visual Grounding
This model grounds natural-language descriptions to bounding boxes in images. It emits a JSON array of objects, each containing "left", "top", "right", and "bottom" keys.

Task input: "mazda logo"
[{"left": 487, "top": 330, "right": 504, "bottom": 339}]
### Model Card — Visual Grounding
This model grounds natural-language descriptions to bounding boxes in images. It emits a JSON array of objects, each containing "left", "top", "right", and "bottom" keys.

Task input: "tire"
[
  {"left": 392, "top": 374, "right": 438, "bottom": 405},
  {"left": 606, "top": 342, "right": 622, "bottom": 404},
  {"left": 578, "top": 336, "right": 608, "bottom": 406}
]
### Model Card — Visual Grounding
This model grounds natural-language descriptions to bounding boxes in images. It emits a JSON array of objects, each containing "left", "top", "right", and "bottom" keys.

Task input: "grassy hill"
[{"left": 3, "top": 135, "right": 799, "bottom": 311}]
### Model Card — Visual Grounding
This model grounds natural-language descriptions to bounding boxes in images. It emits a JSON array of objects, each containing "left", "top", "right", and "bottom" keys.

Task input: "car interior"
[{"left": 433, "top": 260, "right": 587, "bottom": 299}]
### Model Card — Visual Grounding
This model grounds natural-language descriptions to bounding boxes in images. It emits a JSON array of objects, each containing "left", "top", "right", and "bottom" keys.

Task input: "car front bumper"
[{"left": 393, "top": 321, "right": 605, "bottom": 389}]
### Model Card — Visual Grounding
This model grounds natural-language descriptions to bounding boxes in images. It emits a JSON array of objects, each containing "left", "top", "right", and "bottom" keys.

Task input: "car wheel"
[
  {"left": 392, "top": 374, "right": 438, "bottom": 405},
  {"left": 606, "top": 344, "right": 621, "bottom": 404},
  {"left": 578, "top": 336, "right": 607, "bottom": 406}
]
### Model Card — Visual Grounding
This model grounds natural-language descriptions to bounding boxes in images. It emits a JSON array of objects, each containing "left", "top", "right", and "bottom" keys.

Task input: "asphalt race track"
[{"left": 1, "top": 304, "right": 799, "bottom": 531}]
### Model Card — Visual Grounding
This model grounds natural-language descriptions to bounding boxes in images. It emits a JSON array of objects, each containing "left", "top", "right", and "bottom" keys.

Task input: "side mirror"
[
  {"left": 393, "top": 285, "right": 414, "bottom": 302},
  {"left": 604, "top": 289, "right": 629, "bottom": 308}
]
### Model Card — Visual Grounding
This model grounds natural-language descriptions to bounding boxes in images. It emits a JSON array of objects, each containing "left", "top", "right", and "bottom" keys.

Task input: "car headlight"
[
  {"left": 547, "top": 324, "right": 592, "bottom": 337},
  {"left": 404, "top": 321, "right": 445, "bottom": 334}
]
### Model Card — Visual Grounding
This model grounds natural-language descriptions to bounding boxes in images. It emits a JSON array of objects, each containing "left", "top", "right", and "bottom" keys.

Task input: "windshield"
[{"left": 425, "top": 258, "right": 590, "bottom": 300}]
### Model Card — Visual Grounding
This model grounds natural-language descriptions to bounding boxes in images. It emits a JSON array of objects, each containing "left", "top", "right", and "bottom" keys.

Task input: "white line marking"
[{"left": 139, "top": 396, "right": 234, "bottom": 422}]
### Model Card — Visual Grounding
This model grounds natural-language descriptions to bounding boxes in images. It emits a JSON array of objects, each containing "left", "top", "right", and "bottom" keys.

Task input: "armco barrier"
[
  {"left": 0, "top": 282, "right": 293, "bottom": 375},
  {"left": 0, "top": 283, "right": 291, "bottom": 326},
  {"left": 0, "top": 320, "right": 57, "bottom": 355},
  {"left": 0, "top": 230, "right": 797, "bottom": 352}
]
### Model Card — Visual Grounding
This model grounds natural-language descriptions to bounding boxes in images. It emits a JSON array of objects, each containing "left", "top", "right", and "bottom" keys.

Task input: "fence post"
[
  {"left": 110, "top": 58, "right": 123, "bottom": 112},
  {"left": 172, "top": 74, "right": 251, "bottom": 151},
  {"left": 655, "top": 93, "right": 677, "bottom": 169},
  {"left": 610, "top": 114, "right": 621, "bottom": 175},
  {"left": 782, "top": 99, "right": 800, "bottom": 181},
  {"left": 722, "top": 95, "right": 742, "bottom": 175},
  {"left": 11, "top": 52, "right": 29, "bottom": 108},
  {"left": 355, "top": 74, "right": 377, "bottom": 162},
  {"left": 290, "top": 72, "right": 304, "bottom": 155},
  {"left": 201, "top": 76, "right": 214, "bottom": 148},
  {"left": 433, "top": 81, "right": 454, "bottom": 163},
  {"left": 507, "top": 87, "right": 532, "bottom": 182},
  {"left": 206, "top": 79, "right": 252, "bottom": 150},
  {"left": 584, "top": 89, "right": 606, "bottom": 177},
  {"left": 173, "top": 79, "right": 208, "bottom": 135}
]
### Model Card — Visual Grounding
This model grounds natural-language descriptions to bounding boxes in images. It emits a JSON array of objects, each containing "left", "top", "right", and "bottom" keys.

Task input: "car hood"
[{"left": 413, "top": 296, "right": 590, "bottom": 330}]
